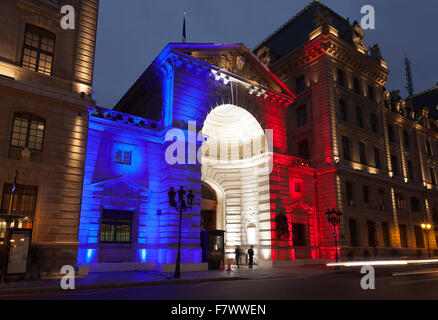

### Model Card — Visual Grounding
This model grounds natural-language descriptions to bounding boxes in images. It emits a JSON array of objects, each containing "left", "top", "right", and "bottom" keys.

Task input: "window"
[
  {"left": 407, "top": 160, "right": 414, "bottom": 180},
  {"left": 382, "top": 222, "right": 391, "bottom": 247},
  {"left": 296, "top": 75, "right": 305, "bottom": 93},
  {"left": 362, "top": 186, "right": 369, "bottom": 203},
  {"left": 425, "top": 140, "right": 432, "bottom": 156},
  {"left": 403, "top": 131, "right": 410, "bottom": 149},
  {"left": 353, "top": 77, "right": 360, "bottom": 94},
  {"left": 292, "top": 223, "right": 306, "bottom": 246},
  {"left": 1, "top": 183, "right": 38, "bottom": 217},
  {"left": 298, "top": 139, "right": 309, "bottom": 160},
  {"left": 297, "top": 105, "right": 307, "bottom": 127},
  {"left": 387, "top": 124, "right": 395, "bottom": 143},
  {"left": 370, "top": 113, "right": 378, "bottom": 133},
  {"left": 346, "top": 182, "right": 353, "bottom": 205},
  {"left": 396, "top": 194, "right": 406, "bottom": 210},
  {"left": 410, "top": 197, "right": 420, "bottom": 212},
  {"left": 337, "top": 69, "right": 344, "bottom": 87},
  {"left": 21, "top": 25, "right": 55, "bottom": 76},
  {"left": 373, "top": 147, "right": 381, "bottom": 169},
  {"left": 368, "top": 85, "right": 375, "bottom": 101},
  {"left": 399, "top": 224, "right": 408, "bottom": 248},
  {"left": 359, "top": 142, "right": 367, "bottom": 165},
  {"left": 342, "top": 136, "right": 351, "bottom": 160},
  {"left": 378, "top": 189, "right": 385, "bottom": 210},
  {"left": 391, "top": 154, "right": 398, "bottom": 176},
  {"left": 294, "top": 182, "right": 302, "bottom": 193},
  {"left": 339, "top": 100, "right": 347, "bottom": 121},
  {"left": 414, "top": 226, "right": 425, "bottom": 248},
  {"left": 10, "top": 113, "right": 45, "bottom": 151},
  {"left": 367, "top": 221, "right": 377, "bottom": 247},
  {"left": 349, "top": 219, "right": 358, "bottom": 246},
  {"left": 115, "top": 150, "right": 132, "bottom": 165},
  {"left": 431, "top": 167, "right": 437, "bottom": 185},
  {"left": 100, "top": 209, "right": 133, "bottom": 243},
  {"left": 356, "top": 107, "right": 363, "bottom": 128}
]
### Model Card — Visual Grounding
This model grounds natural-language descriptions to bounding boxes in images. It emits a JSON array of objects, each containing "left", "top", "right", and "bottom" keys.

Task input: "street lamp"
[
  {"left": 421, "top": 223, "right": 432, "bottom": 258},
  {"left": 168, "top": 186, "right": 195, "bottom": 279},
  {"left": 326, "top": 208, "right": 342, "bottom": 265}
]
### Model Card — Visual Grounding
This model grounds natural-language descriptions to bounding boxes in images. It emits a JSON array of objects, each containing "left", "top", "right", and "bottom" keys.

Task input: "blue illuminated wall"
[{"left": 78, "top": 43, "right": 293, "bottom": 268}]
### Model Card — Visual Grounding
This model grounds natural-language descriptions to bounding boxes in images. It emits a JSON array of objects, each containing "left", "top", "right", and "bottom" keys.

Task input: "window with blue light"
[
  {"left": 100, "top": 209, "right": 133, "bottom": 243},
  {"left": 115, "top": 150, "right": 132, "bottom": 165}
]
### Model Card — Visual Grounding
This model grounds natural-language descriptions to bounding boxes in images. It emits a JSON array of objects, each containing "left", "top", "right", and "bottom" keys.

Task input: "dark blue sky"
[{"left": 92, "top": 0, "right": 437, "bottom": 108}]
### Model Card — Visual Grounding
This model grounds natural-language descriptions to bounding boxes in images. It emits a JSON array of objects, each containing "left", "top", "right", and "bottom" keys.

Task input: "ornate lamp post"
[
  {"left": 168, "top": 186, "right": 195, "bottom": 279},
  {"left": 421, "top": 223, "right": 432, "bottom": 258},
  {"left": 326, "top": 208, "right": 342, "bottom": 265}
]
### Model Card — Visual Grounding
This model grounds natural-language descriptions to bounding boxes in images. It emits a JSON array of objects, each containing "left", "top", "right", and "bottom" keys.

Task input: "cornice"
[{"left": 272, "top": 33, "right": 389, "bottom": 86}]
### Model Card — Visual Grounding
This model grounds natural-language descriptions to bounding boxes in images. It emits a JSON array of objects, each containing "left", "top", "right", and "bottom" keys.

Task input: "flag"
[
  {"left": 182, "top": 12, "right": 187, "bottom": 43},
  {"left": 8, "top": 170, "right": 18, "bottom": 215}
]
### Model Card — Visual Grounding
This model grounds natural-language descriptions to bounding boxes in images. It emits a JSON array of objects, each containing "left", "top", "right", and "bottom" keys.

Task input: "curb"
[{"left": 0, "top": 276, "right": 245, "bottom": 296}]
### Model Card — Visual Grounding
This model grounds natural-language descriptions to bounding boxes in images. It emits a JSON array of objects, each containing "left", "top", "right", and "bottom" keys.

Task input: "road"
[{"left": 1, "top": 268, "right": 438, "bottom": 300}]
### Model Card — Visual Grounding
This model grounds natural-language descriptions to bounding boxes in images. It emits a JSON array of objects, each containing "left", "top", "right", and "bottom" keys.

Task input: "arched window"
[
  {"left": 21, "top": 24, "right": 55, "bottom": 75},
  {"left": 10, "top": 113, "right": 46, "bottom": 151}
]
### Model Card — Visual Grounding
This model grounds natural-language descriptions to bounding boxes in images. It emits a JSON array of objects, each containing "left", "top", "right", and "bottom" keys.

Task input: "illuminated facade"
[
  {"left": 255, "top": 1, "right": 438, "bottom": 259},
  {"left": 0, "top": 0, "right": 99, "bottom": 272},
  {"left": 2, "top": 1, "right": 436, "bottom": 274},
  {"left": 79, "top": 2, "right": 438, "bottom": 271}
]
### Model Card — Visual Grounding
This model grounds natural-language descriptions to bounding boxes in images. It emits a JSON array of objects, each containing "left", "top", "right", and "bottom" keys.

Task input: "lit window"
[
  {"left": 10, "top": 113, "right": 45, "bottom": 151},
  {"left": 22, "top": 25, "right": 55, "bottom": 76},
  {"left": 115, "top": 150, "right": 132, "bottom": 165},
  {"left": 395, "top": 194, "right": 406, "bottom": 210},
  {"left": 100, "top": 210, "right": 133, "bottom": 243}
]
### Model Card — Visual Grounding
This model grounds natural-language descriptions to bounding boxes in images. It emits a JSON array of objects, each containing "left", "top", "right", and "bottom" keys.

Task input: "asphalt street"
[{"left": 1, "top": 268, "right": 438, "bottom": 300}]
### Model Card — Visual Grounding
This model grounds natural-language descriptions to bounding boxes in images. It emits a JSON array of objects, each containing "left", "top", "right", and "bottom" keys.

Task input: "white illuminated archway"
[{"left": 201, "top": 104, "right": 272, "bottom": 263}]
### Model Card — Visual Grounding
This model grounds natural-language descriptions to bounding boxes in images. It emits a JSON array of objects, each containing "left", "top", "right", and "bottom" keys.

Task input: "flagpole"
[{"left": 182, "top": 12, "right": 187, "bottom": 43}]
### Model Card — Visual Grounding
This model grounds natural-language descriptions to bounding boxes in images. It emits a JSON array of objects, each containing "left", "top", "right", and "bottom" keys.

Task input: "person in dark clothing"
[
  {"left": 235, "top": 246, "right": 242, "bottom": 268},
  {"left": 247, "top": 246, "right": 254, "bottom": 268}
]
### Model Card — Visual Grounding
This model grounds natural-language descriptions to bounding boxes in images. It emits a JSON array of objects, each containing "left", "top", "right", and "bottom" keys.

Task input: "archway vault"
[{"left": 201, "top": 104, "right": 272, "bottom": 263}]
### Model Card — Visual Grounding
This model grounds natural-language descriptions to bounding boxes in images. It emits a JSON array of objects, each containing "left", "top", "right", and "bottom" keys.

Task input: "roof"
[
  {"left": 253, "top": 0, "right": 351, "bottom": 59},
  {"left": 407, "top": 85, "right": 438, "bottom": 119}
]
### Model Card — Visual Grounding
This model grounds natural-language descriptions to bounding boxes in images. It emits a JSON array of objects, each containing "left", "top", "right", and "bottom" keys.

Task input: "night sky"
[{"left": 92, "top": 0, "right": 437, "bottom": 108}]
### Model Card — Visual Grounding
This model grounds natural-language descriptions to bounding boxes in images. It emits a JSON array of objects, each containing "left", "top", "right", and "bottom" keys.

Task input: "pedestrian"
[
  {"left": 248, "top": 246, "right": 254, "bottom": 268},
  {"left": 234, "top": 246, "right": 242, "bottom": 268}
]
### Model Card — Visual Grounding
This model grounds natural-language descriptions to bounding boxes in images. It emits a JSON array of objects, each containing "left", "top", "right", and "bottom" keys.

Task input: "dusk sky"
[{"left": 92, "top": 0, "right": 437, "bottom": 108}]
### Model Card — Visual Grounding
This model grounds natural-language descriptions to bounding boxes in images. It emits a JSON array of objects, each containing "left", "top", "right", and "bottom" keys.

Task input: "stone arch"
[{"left": 200, "top": 103, "right": 272, "bottom": 264}]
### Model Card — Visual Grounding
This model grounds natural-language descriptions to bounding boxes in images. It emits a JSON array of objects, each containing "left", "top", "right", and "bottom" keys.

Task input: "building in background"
[
  {"left": 254, "top": 1, "right": 438, "bottom": 259},
  {"left": 0, "top": 0, "right": 98, "bottom": 272}
]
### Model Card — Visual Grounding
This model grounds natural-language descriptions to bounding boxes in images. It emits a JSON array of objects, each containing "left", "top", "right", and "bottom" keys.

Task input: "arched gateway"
[{"left": 78, "top": 43, "right": 330, "bottom": 271}]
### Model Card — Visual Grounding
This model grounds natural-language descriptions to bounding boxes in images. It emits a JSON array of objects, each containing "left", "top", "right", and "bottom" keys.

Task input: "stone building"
[
  {"left": 254, "top": 1, "right": 438, "bottom": 259},
  {"left": 0, "top": 0, "right": 98, "bottom": 272}
]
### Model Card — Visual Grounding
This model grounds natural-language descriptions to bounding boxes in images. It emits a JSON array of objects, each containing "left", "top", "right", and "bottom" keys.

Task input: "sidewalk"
[{"left": 0, "top": 265, "right": 333, "bottom": 296}]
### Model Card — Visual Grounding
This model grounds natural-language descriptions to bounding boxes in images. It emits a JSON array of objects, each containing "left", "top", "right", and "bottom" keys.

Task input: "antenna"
[{"left": 404, "top": 56, "right": 414, "bottom": 96}]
